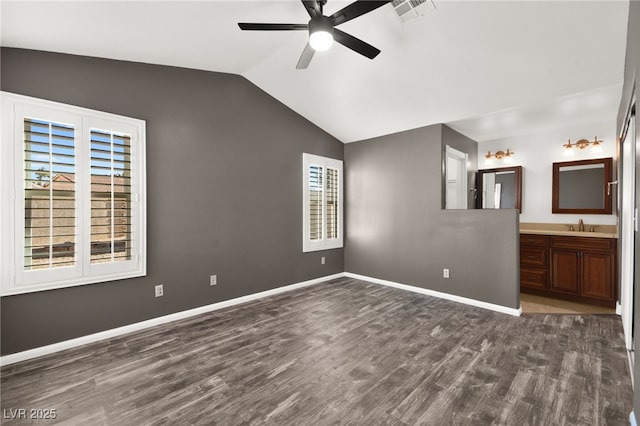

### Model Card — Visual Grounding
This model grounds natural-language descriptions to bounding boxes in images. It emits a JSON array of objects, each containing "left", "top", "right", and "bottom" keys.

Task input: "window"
[
  {"left": 1, "top": 92, "right": 146, "bottom": 295},
  {"left": 303, "top": 153, "right": 343, "bottom": 252}
]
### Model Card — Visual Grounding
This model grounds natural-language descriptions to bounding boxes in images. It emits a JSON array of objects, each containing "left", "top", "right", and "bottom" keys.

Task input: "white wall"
[{"left": 478, "top": 119, "right": 617, "bottom": 225}]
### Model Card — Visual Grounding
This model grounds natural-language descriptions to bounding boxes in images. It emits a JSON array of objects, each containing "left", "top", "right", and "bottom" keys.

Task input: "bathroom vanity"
[{"left": 520, "top": 225, "right": 617, "bottom": 308}]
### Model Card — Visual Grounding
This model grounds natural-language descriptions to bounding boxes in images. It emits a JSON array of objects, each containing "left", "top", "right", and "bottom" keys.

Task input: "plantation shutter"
[
  {"left": 309, "top": 164, "right": 323, "bottom": 241},
  {"left": 90, "top": 129, "right": 132, "bottom": 264},
  {"left": 23, "top": 118, "right": 76, "bottom": 271},
  {"left": 326, "top": 167, "right": 339, "bottom": 239}
]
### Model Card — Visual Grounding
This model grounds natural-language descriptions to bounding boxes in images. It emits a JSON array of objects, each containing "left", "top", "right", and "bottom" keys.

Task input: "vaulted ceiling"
[{"left": 0, "top": 1, "right": 630, "bottom": 143}]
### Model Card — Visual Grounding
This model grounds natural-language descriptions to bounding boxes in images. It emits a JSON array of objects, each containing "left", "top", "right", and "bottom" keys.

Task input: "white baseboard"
[
  {"left": 344, "top": 272, "right": 522, "bottom": 317},
  {"left": 2, "top": 271, "right": 522, "bottom": 366},
  {"left": 0, "top": 273, "right": 345, "bottom": 367},
  {"left": 617, "top": 302, "right": 622, "bottom": 316}
]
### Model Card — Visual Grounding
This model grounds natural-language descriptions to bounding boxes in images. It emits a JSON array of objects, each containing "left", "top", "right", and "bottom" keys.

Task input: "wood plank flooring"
[
  {"left": 0, "top": 277, "right": 633, "bottom": 425},
  {"left": 521, "top": 293, "right": 617, "bottom": 314}
]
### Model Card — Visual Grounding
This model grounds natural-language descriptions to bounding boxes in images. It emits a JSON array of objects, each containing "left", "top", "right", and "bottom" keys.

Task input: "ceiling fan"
[{"left": 238, "top": 0, "right": 391, "bottom": 69}]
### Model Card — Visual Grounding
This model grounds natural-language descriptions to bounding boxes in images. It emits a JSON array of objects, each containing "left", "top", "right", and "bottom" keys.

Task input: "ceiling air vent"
[{"left": 390, "top": 0, "right": 433, "bottom": 23}]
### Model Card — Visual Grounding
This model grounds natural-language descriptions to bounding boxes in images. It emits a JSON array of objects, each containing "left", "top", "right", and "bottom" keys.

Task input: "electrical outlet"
[
  {"left": 321, "top": 256, "right": 326, "bottom": 265},
  {"left": 443, "top": 269, "right": 450, "bottom": 279},
  {"left": 210, "top": 275, "right": 217, "bottom": 286},
  {"left": 155, "top": 284, "right": 164, "bottom": 297}
]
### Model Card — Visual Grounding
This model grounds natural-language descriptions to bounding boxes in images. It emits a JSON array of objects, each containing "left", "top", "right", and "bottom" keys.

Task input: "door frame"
[{"left": 619, "top": 95, "right": 637, "bottom": 351}]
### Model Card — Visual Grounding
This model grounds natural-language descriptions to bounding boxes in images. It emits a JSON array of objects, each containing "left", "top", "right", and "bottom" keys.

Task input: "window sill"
[{"left": 1, "top": 269, "right": 146, "bottom": 297}]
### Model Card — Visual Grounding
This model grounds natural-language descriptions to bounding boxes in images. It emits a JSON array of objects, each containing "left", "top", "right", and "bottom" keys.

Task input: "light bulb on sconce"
[
  {"left": 563, "top": 139, "right": 575, "bottom": 156},
  {"left": 503, "top": 153, "right": 514, "bottom": 164}
]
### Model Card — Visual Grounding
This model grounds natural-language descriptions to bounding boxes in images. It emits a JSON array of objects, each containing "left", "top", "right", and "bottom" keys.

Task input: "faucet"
[{"left": 578, "top": 219, "right": 584, "bottom": 232}]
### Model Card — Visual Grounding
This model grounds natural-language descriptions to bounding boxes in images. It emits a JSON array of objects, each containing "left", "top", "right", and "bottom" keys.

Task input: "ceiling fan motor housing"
[{"left": 309, "top": 15, "right": 334, "bottom": 36}]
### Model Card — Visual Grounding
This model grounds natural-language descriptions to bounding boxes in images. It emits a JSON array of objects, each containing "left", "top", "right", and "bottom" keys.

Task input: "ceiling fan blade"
[
  {"left": 329, "top": 1, "right": 392, "bottom": 26},
  {"left": 238, "top": 23, "right": 308, "bottom": 31},
  {"left": 333, "top": 29, "right": 381, "bottom": 59},
  {"left": 296, "top": 42, "right": 315, "bottom": 69},
  {"left": 301, "top": 0, "right": 321, "bottom": 18}
]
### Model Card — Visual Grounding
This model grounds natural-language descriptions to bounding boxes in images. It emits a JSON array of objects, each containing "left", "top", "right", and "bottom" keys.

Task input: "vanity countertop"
[{"left": 520, "top": 222, "right": 618, "bottom": 239}]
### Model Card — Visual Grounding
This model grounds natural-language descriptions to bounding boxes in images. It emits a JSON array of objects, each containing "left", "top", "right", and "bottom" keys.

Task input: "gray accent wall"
[
  {"left": 617, "top": 0, "right": 640, "bottom": 419},
  {"left": 0, "top": 48, "right": 344, "bottom": 355},
  {"left": 344, "top": 124, "right": 520, "bottom": 309}
]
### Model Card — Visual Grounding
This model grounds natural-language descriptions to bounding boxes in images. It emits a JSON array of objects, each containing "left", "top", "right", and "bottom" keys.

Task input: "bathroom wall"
[{"left": 479, "top": 119, "right": 617, "bottom": 225}]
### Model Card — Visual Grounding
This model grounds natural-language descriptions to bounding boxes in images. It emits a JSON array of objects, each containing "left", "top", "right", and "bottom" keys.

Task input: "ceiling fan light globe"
[{"left": 310, "top": 30, "right": 333, "bottom": 51}]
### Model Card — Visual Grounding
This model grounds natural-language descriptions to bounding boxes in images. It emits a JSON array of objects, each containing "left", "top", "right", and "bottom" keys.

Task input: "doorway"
[{"left": 445, "top": 145, "right": 468, "bottom": 209}]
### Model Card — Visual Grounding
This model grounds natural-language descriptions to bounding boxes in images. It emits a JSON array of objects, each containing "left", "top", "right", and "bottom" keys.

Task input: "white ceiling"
[{"left": 0, "top": 1, "right": 630, "bottom": 143}]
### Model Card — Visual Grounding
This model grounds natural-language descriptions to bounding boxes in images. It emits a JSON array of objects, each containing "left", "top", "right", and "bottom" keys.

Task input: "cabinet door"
[
  {"left": 550, "top": 249, "right": 579, "bottom": 295},
  {"left": 581, "top": 251, "right": 615, "bottom": 301}
]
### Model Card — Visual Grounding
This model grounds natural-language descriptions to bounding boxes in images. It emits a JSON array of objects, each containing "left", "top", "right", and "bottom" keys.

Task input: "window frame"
[
  {"left": 1, "top": 92, "right": 147, "bottom": 296},
  {"left": 302, "top": 153, "right": 343, "bottom": 252}
]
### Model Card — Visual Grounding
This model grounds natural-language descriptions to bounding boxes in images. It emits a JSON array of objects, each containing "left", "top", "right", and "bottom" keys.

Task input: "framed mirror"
[
  {"left": 477, "top": 166, "right": 522, "bottom": 212},
  {"left": 552, "top": 157, "right": 613, "bottom": 214}
]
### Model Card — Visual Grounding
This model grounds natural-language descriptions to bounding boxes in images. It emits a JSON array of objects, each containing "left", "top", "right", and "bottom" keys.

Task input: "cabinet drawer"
[
  {"left": 550, "top": 236, "right": 615, "bottom": 252},
  {"left": 521, "top": 268, "right": 547, "bottom": 289},
  {"left": 521, "top": 247, "right": 548, "bottom": 267},
  {"left": 520, "top": 234, "right": 549, "bottom": 247}
]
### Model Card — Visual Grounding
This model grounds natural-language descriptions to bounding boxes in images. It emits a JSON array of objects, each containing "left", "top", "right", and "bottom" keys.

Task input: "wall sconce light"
[
  {"left": 563, "top": 137, "right": 603, "bottom": 156},
  {"left": 484, "top": 149, "right": 514, "bottom": 164}
]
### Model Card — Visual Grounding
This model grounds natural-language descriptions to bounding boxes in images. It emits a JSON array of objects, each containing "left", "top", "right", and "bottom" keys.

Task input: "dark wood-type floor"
[{"left": 0, "top": 277, "right": 633, "bottom": 425}]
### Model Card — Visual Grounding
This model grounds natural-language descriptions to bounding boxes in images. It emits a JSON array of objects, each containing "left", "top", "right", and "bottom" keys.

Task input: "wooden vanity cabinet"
[
  {"left": 550, "top": 236, "right": 616, "bottom": 305},
  {"left": 520, "top": 234, "right": 616, "bottom": 307}
]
